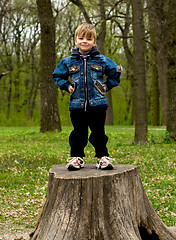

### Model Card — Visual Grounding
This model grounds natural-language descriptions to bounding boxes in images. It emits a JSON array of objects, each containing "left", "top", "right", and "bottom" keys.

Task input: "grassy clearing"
[{"left": 0, "top": 126, "right": 175, "bottom": 234}]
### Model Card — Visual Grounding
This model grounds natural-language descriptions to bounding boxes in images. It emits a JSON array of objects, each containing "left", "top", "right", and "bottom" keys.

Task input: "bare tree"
[
  {"left": 36, "top": 0, "right": 61, "bottom": 132},
  {"left": 69, "top": 0, "right": 91, "bottom": 23},
  {"left": 131, "top": 0, "right": 148, "bottom": 144},
  {"left": 0, "top": 0, "right": 9, "bottom": 34},
  {"left": 0, "top": 1, "right": 42, "bottom": 121}
]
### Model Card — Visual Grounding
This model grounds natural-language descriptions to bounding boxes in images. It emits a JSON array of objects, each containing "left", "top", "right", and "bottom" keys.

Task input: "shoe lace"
[
  {"left": 67, "top": 157, "right": 83, "bottom": 163},
  {"left": 99, "top": 156, "right": 114, "bottom": 163}
]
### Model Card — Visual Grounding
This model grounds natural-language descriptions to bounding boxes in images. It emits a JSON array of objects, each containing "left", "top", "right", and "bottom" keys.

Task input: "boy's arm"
[
  {"left": 103, "top": 57, "right": 122, "bottom": 91},
  {"left": 52, "top": 59, "right": 71, "bottom": 92}
]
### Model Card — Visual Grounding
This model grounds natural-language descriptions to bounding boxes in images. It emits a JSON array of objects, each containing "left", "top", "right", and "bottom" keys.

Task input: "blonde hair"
[{"left": 75, "top": 23, "right": 96, "bottom": 42}]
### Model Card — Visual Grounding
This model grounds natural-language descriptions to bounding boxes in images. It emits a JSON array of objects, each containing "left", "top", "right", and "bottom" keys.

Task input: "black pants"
[{"left": 69, "top": 109, "right": 109, "bottom": 158}]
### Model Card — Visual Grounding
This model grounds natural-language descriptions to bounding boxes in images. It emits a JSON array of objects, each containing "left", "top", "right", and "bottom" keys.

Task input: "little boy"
[{"left": 53, "top": 23, "right": 122, "bottom": 170}]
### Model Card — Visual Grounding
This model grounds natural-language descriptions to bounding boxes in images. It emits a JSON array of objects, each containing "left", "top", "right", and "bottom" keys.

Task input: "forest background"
[
  {"left": 0, "top": 0, "right": 176, "bottom": 144},
  {"left": 0, "top": 0, "right": 176, "bottom": 238}
]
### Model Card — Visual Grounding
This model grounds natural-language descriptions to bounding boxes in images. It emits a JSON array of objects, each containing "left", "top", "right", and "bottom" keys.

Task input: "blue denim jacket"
[{"left": 53, "top": 46, "right": 122, "bottom": 111}]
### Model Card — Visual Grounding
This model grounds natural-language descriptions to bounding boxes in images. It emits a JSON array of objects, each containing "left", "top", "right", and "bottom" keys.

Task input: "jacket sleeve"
[
  {"left": 104, "top": 57, "right": 122, "bottom": 91},
  {"left": 52, "top": 58, "right": 71, "bottom": 92}
]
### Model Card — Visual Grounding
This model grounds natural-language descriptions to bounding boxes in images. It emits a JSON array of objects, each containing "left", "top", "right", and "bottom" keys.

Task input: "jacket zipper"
[{"left": 83, "top": 57, "right": 88, "bottom": 111}]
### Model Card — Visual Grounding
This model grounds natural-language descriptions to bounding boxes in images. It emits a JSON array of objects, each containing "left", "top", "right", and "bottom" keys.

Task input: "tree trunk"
[
  {"left": 151, "top": 61, "right": 160, "bottom": 126},
  {"left": 118, "top": 2, "right": 135, "bottom": 125},
  {"left": 36, "top": 0, "right": 61, "bottom": 132},
  {"left": 131, "top": 0, "right": 148, "bottom": 144},
  {"left": 14, "top": 26, "right": 21, "bottom": 112},
  {"left": 150, "top": 25, "right": 160, "bottom": 126},
  {"left": 166, "top": 0, "right": 176, "bottom": 140},
  {"left": 0, "top": 0, "right": 9, "bottom": 35},
  {"left": 97, "top": 0, "right": 113, "bottom": 125},
  {"left": 30, "top": 164, "right": 176, "bottom": 240},
  {"left": 7, "top": 72, "right": 12, "bottom": 119},
  {"left": 147, "top": 0, "right": 168, "bottom": 126},
  {"left": 105, "top": 91, "right": 113, "bottom": 125}
]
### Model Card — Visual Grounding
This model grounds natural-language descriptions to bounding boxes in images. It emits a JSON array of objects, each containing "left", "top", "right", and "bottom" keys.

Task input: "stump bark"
[{"left": 30, "top": 164, "right": 176, "bottom": 240}]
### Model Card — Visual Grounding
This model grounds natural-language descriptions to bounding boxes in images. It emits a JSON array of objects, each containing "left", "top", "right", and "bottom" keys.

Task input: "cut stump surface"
[{"left": 30, "top": 164, "right": 176, "bottom": 240}]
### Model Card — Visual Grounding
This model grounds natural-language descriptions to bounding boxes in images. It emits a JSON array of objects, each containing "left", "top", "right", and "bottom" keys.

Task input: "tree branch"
[{"left": 69, "top": 0, "right": 91, "bottom": 24}]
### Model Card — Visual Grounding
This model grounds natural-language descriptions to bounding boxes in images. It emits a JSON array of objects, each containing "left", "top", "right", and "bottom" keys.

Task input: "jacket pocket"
[
  {"left": 91, "top": 64, "right": 103, "bottom": 79},
  {"left": 69, "top": 65, "right": 80, "bottom": 80}
]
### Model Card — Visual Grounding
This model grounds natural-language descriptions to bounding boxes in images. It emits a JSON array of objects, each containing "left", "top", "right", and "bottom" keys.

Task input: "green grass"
[{"left": 0, "top": 126, "right": 175, "bottom": 232}]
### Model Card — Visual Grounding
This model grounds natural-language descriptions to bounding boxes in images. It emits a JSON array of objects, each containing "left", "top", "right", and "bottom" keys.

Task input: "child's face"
[{"left": 75, "top": 35, "right": 96, "bottom": 52}]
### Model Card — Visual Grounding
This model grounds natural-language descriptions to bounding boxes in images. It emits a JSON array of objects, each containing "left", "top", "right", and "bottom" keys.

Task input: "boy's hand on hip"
[
  {"left": 102, "top": 84, "right": 107, "bottom": 92},
  {"left": 68, "top": 85, "right": 74, "bottom": 93}
]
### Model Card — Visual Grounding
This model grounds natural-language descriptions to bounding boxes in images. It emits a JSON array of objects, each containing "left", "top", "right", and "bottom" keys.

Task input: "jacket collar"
[{"left": 71, "top": 46, "right": 100, "bottom": 58}]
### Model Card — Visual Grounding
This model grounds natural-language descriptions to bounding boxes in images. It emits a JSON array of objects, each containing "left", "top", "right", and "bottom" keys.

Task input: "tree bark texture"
[
  {"left": 36, "top": 0, "right": 61, "bottom": 132},
  {"left": 149, "top": 25, "right": 160, "bottom": 126},
  {"left": 30, "top": 165, "right": 176, "bottom": 240},
  {"left": 105, "top": 91, "right": 113, "bottom": 125},
  {"left": 131, "top": 0, "right": 148, "bottom": 144},
  {"left": 166, "top": 0, "right": 176, "bottom": 140}
]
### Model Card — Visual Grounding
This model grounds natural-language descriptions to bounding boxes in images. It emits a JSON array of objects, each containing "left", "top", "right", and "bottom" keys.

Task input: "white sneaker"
[
  {"left": 96, "top": 156, "right": 114, "bottom": 170},
  {"left": 66, "top": 157, "right": 84, "bottom": 170}
]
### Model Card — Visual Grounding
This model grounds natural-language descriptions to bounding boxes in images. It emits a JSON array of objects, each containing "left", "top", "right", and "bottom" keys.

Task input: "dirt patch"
[{"left": 0, "top": 223, "right": 35, "bottom": 240}]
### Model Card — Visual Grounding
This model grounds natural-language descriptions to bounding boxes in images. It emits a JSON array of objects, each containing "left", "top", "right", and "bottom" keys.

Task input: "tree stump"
[{"left": 30, "top": 164, "right": 176, "bottom": 240}]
